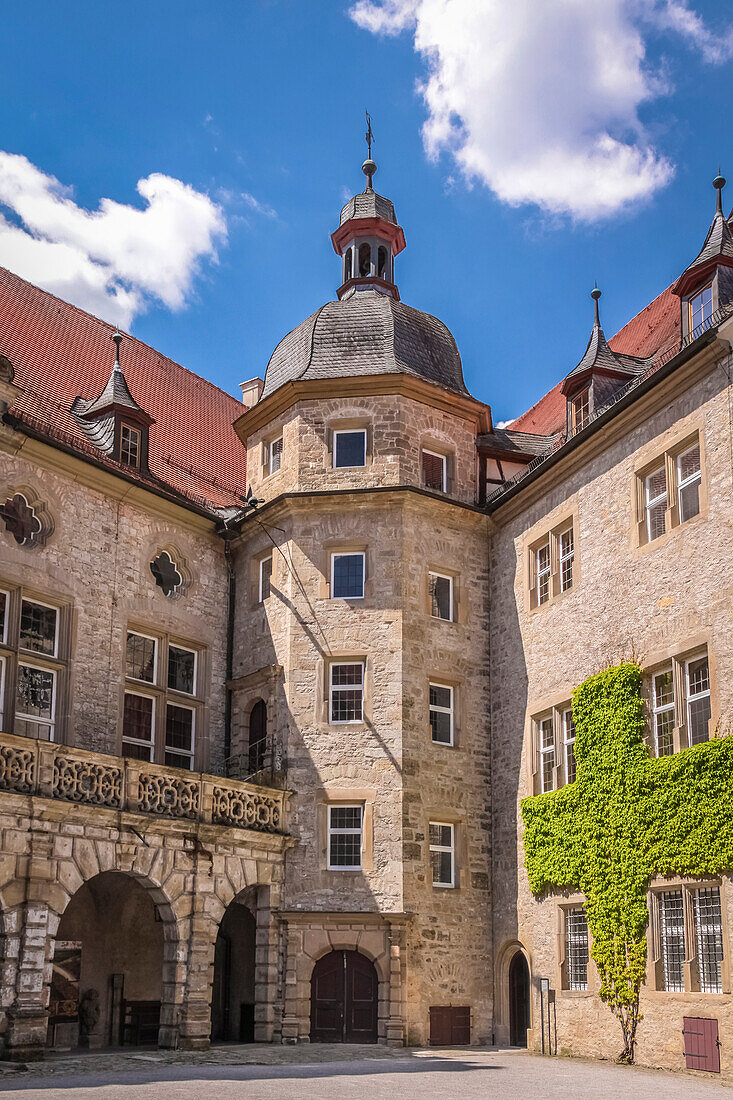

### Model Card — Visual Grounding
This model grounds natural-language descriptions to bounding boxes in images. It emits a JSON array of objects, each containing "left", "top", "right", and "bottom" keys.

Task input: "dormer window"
[
  {"left": 120, "top": 423, "right": 141, "bottom": 468},
  {"left": 689, "top": 285, "right": 713, "bottom": 332},
  {"left": 570, "top": 390, "right": 590, "bottom": 434}
]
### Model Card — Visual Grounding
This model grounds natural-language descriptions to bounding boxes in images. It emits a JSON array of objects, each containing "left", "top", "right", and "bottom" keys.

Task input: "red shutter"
[{"left": 683, "top": 1016, "right": 720, "bottom": 1073}]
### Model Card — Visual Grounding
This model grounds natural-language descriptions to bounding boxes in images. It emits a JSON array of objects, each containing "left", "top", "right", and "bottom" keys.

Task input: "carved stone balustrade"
[{"left": 0, "top": 731, "right": 288, "bottom": 834}]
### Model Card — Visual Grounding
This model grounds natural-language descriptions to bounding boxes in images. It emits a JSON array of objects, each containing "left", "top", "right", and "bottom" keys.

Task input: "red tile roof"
[
  {"left": 510, "top": 285, "right": 681, "bottom": 436},
  {"left": 0, "top": 266, "right": 247, "bottom": 512}
]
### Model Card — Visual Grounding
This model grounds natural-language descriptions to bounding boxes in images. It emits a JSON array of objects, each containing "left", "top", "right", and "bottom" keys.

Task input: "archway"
[
  {"left": 47, "top": 872, "right": 168, "bottom": 1050},
  {"left": 509, "top": 951, "right": 530, "bottom": 1048},
  {"left": 310, "top": 950, "right": 378, "bottom": 1044},
  {"left": 210, "top": 897, "right": 257, "bottom": 1043}
]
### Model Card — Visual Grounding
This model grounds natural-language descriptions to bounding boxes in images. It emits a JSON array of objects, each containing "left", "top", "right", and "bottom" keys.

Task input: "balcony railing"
[{"left": 0, "top": 731, "right": 286, "bottom": 835}]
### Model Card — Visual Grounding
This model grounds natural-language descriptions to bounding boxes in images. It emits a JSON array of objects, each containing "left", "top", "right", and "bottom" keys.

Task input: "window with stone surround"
[
  {"left": 259, "top": 554, "right": 273, "bottom": 603},
  {"left": 429, "top": 821, "right": 455, "bottom": 888},
  {"left": 0, "top": 584, "right": 70, "bottom": 742},
  {"left": 262, "top": 433, "right": 284, "bottom": 477},
  {"left": 329, "top": 662, "right": 364, "bottom": 724},
  {"left": 527, "top": 516, "right": 577, "bottom": 610},
  {"left": 327, "top": 804, "right": 363, "bottom": 869},
  {"left": 428, "top": 571, "right": 454, "bottom": 621},
  {"left": 649, "top": 881, "right": 727, "bottom": 993},
  {"left": 635, "top": 433, "right": 704, "bottom": 547},
  {"left": 565, "top": 907, "right": 589, "bottom": 990},
  {"left": 331, "top": 552, "right": 365, "bottom": 599},
  {"left": 644, "top": 645, "right": 714, "bottom": 756},
  {"left": 530, "top": 703, "right": 577, "bottom": 794},
  {"left": 123, "top": 627, "right": 204, "bottom": 769},
  {"left": 422, "top": 448, "right": 447, "bottom": 492},
  {"left": 429, "top": 682, "right": 454, "bottom": 746},
  {"left": 333, "top": 429, "right": 367, "bottom": 469}
]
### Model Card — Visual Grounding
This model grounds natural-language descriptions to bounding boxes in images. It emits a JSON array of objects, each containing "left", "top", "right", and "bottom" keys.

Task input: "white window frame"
[
  {"left": 689, "top": 284, "right": 713, "bottom": 332},
  {"left": 429, "top": 821, "right": 455, "bottom": 888},
  {"left": 422, "top": 449, "right": 447, "bottom": 493},
  {"left": 164, "top": 700, "right": 196, "bottom": 770},
  {"left": 563, "top": 708, "right": 576, "bottom": 784},
  {"left": 333, "top": 429, "right": 367, "bottom": 469},
  {"left": 15, "top": 660, "right": 57, "bottom": 741},
  {"left": 652, "top": 666, "right": 675, "bottom": 757},
  {"left": 645, "top": 466, "right": 667, "bottom": 543},
  {"left": 329, "top": 662, "right": 364, "bottom": 725},
  {"left": 167, "top": 642, "right": 198, "bottom": 697},
  {"left": 19, "top": 596, "right": 59, "bottom": 659},
  {"left": 120, "top": 422, "right": 141, "bottom": 468},
  {"left": 269, "top": 436, "right": 283, "bottom": 474},
  {"left": 429, "top": 682, "right": 454, "bottom": 746},
  {"left": 122, "top": 689, "right": 156, "bottom": 761},
  {"left": 330, "top": 552, "right": 365, "bottom": 600},
  {"left": 536, "top": 541, "right": 551, "bottom": 605},
  {"left": 327, "top": 803, "right": 364, "bottom": 870},
  {"left": 539, "top": 716, "right": 555, "bottom": 792},
  {"left": 686, "top": 653, "right": 711, "bottom": 744},
  {"left": 677, "top": 443, "right": 702, "bottom": 523},
  {"left": 559, "top": 528, "right": 574, "bottom": 592},
  {"left": 258, "top": 555, "right": 273, "bottom": 603},
  {"left": 126, "top": 630, "right": 159, "bottom": 686},
  {"left": 429, "top": 571, "right": 454, "bottom": 622}
]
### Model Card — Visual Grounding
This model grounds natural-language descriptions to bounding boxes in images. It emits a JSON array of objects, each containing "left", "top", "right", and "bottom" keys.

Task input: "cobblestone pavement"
[{"left": 0, "top": 1046, "right": 729, "bottom": 1099}]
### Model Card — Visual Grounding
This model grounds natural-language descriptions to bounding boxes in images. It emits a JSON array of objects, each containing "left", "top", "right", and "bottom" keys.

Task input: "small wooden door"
[
  {"left": 310, "top": 950, "right": 378, "bottom": 1043},
  {"left": 509, "top": 951, "right": 530, "bottom": 1048},
  {"left": 683, "top": 1017, "right": 720, "bottom": 1073},
  {"left": 429, "top": 1006, "right": 471, "bottom": 1046}
]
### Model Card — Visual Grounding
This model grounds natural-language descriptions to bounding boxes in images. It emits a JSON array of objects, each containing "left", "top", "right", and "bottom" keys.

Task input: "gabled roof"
[{"left": 0, "top": 266, "right": 247, "bottom": 511}]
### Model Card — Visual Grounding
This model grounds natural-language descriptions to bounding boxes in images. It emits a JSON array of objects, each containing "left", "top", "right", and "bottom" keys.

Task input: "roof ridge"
[{"left": 0, "top": 265, "right": 244, "bottom": 411}]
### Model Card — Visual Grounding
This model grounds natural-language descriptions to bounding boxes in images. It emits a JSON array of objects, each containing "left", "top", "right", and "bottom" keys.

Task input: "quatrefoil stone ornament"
[
  {"left": 1, "top": 493, "right": 42, "bottom": 546},
  {"left": 150, "top": 551, "right": 183, "bottom": 597}
]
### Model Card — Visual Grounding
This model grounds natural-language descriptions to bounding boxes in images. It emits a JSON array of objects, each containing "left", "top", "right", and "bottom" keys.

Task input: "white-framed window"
[
  {"left": 559, "top": 528, "right": 574, "bottom": 592},
  {"left": 429, "top": 822, "right": 455, "bottom": 888},
  {"left": 331, "top": 552, "right": 365, "bottom": 599},
  {"left": 652, "top": 668, "right": 675, "bottom": 757},
  {"left": 259, "top": 555, "right": 273, "bottom": 603},
  {"left": 645, "top": 466, "right": 667, "bottom": 542},
  {"left": 429, "top": 683, "right": 454, "bottom": 746},
  {"left": 566, "top": 908, "right": 589, "bottom": 990},
  {"left": 123, "top": 628, "right": 203, "bottom": 769},
  {"left": 563, "top": 708, "right": 576, "bottom": 784},
  {"left": 269, "top": 437, "right": 283, "bottom": 474},
  {"left": 120, "top": 422, "right": 141, "bottom": 468},
  {"left": 19, "top": 597, "right": 58, "bottom": 658},
  {"left": 15, "top": 662, "right": 56, "bottom": 740},
  {"left": 329, "top": 662, "right": 364, "bottom": 724},
  {"left": 657, "top": 885, "right": 724, "bottom": 994},
  {"left": 686, "top": 654, "right": 711, "bottom": 746},
  {"left": 429, "top": 571, "right": 453, "bottom": 622},
  {"left": 689, "top": 284, "right": 713, "bottom": 332},
  {"left": 422, "top": 449, "right": 447, "bottom": 492},
  {"left": 333, "top": 429, "right": 367, "bottom": 469},
  {"left": 536, "top": 541, "right": 551, "bottom": 605},
  {"left": 540, "top": 716, "right": 555, "bottom": 792},
  {"left": 677, "top": 442, "right": 701, "bottom": 524},
  {"left": 570, "top": 390, "right": 590, "bottom": 434},
  {"left": 327, "top": 804, "right": 363, "bottom": 869}
]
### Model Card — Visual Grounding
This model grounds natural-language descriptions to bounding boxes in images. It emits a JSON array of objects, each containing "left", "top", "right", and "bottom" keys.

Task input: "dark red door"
[
  {"left": 310, "top": 951, "right": 378, "bottom": 1043},
  {"left": 683, "top": 1017, "right": 720, "bottom": 1073}
]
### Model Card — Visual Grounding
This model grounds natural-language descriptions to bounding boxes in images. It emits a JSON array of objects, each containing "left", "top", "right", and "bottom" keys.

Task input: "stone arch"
[{"left": 494, "top": 939, "right": 533, "bottom": 1046}]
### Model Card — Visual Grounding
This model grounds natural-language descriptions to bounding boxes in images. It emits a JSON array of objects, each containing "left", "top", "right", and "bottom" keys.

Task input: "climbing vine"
[{"left": 522, "top": 661, "right": 733, "bottom": 1063}]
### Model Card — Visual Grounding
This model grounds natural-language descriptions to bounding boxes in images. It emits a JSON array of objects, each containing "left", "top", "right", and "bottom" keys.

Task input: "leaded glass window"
[{"left": 328, "top": 805, "right": 363, "bottom": 869}]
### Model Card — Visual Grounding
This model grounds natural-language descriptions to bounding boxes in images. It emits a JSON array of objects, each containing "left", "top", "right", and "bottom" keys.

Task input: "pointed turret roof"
[
  {"left": 72, "top": 332, "right": 152, "bottom": 423},
  {"left": 562, "top": 288, "right": 650, "bottom": 393},
  {"left": 673, "top": 173, "right": 733, "bottom": 296}
]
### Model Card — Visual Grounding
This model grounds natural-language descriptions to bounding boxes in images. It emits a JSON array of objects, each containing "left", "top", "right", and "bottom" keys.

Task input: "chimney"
[{"left": 240, "top": 377, "right": 264, "bottom": 408}]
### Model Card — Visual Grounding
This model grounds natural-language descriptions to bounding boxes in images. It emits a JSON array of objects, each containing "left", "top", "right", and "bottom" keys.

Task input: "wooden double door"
[{"left": 310, "top": 950, "right": 378, "bottom": 1043}]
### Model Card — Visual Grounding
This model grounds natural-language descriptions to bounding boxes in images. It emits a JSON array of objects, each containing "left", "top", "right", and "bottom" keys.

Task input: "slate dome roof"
[{"left": 261, "top": 289, "right": 469, "bottom": 399}]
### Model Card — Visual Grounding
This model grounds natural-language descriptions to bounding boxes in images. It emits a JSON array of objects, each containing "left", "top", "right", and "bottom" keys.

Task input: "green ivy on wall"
[{"left": 521, "top": 661, "right": 733, "bottom": 1062}]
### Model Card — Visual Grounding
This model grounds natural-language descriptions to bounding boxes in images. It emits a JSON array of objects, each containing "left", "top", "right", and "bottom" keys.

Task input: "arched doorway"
[
  {"left": 47, "top": 872, "right": 167, "bottom": 1050},
  {"left": 211, "top": 898, "right": 257, "bottom": 1043},
  {"left": 509, "top": 951, "right": 530, "bottom": 1048},
  {"left": 310, "top": 950, "right": 378, "bottom": 1044}
]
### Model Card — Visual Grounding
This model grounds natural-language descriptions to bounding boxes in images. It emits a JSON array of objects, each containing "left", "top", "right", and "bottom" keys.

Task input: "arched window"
[
  {"left": 377, "top": 246, "right": 388, "bottom": 280},
  {"left": 248, "top": 699, "right": 267, "bottom": 775},
  {"left": 344, "top": 248, "right": 352, "bottom": 282},
  {"left": 358, "top": 243, "right": 372, "bottom": 278}
]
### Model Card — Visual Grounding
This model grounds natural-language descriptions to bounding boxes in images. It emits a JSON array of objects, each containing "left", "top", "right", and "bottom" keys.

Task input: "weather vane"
[{"left": 365, "top": 110, "right": 374, "bottom": 159}]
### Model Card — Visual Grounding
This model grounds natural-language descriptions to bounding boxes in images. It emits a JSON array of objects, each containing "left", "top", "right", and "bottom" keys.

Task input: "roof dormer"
[
  {"left": 673, "top": 173, "right": 733, "bottom": 337},
  {"left": 71, "top": 332, "right": 154, "bottom": 471}
]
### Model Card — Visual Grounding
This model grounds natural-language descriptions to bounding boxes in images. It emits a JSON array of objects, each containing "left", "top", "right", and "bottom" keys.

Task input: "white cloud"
[
  {"left": 350, "top": 0, "right": 732, "bottom": 221},
  {"left": 495, "top": 419, "right": 515, "bottom": 429},
  {"left": 241, "top": 191, "right": 278, "bottom": 219},
  {"left": 0, "top": 152, "right": 226, "bottom": 328}
]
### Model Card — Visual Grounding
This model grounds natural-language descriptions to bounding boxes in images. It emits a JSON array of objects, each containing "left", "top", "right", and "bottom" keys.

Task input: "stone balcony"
[{"left": 0, "top": 730, "right": 287, "bottom": 834}]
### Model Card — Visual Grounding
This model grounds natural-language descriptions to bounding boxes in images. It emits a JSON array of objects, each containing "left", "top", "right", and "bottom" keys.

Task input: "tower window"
[
  {"left": 333, "top": 429, "right": 367, "bottom": 468},
  {"left": 358, "top": 242, "right": 372, "bottom": 277},
  {"left": 120, "top": 423, "right": 141, "bottom": 468},
  {"left": 377, "top": 245, "right": 388, "bottom": 280},
  {"left": 331, "top": 552, "right": 365, "bottom": 599},
  {"left": 689, "top": 285, "right": 713, "bottom": 332},
  {"left": 344, "top": 247, "right": 353, "bottom": 282},
  {"left": 422, "top": 450, "right": 447, "bottom": 492}
]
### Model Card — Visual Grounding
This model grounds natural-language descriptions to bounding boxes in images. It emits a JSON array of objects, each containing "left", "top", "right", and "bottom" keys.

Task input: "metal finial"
[
  {"left": 591, "top": 284, "right": 602, "bottom": 326},
  {"left": 362, "top": 110, "right": 377, "bottom": 190},
  {"left": 713, "top": 171, "right": 726, "bottom": 216},
  {"left": 111, "top": 331, "right": 123, "bottom": 369}
]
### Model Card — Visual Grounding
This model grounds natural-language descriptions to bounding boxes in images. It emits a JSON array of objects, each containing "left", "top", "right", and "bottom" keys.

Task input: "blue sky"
[{"left": 1, "top": 0, "right": 732, "bottom": 423}]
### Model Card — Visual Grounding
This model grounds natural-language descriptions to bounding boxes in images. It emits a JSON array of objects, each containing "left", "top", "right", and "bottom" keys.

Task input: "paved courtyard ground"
[{"left": 0, "top": 1045, "right": 728, "bottom": 1099}]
